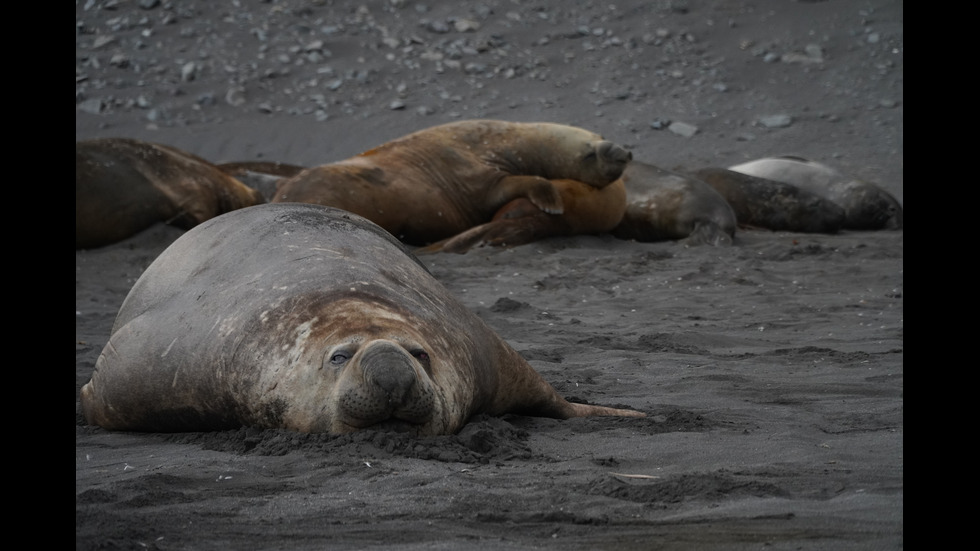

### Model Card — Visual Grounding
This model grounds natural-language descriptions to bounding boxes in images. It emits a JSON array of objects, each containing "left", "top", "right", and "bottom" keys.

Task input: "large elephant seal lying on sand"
[
  {"left": 728, "top": 156, "right": 903, "bottom": 230},
  {"left": 79, "top": 203, "right": 644, "bottom": 435},
  {"left": 75, "top": 137, "right": 265, "bottom": 249},
  {"left": 271, "top": 119, "right": 632, "bottom": 245},
  {"left": 610, "top": 161, "right": 737, "bottom": 246}
]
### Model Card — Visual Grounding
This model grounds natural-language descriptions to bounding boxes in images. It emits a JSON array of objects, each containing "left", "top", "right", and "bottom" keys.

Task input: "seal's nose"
[
  {"left": 359, "top": 341, "right": 417, "bottom": 404},
  {"left": 597, "top": 140, "right": 632, "bottom": 164}
]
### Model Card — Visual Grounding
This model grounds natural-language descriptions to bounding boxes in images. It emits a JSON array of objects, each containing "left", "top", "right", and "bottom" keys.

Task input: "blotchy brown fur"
[
  {"left": 418, "top": 178, "right": 627, "bottom": 254},
  {"left": 76, "top": 138, "right": 265, "bottom": 249},
  {"left": 271, "top": 119, "right": 632, "bottom": 244}
]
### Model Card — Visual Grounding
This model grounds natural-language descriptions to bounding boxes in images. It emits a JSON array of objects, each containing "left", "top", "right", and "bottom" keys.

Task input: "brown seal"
[
  {"left": 76, "top": 137, "right": 265, "bottom": 249},
  {"left": 216, "top": 160, "right": 306, "bottom": 201},
  {"left": 610, "top": 161, "right": 737, "bottom": 246},
  {"left": 271, "top": 119, "right": 633, "bottom": 245},
  {"left": 79, "top": 203, "right": 644, "bottom": 435},
  {"left": 728, "top": 156, "right": 903, "bottom": 230},
  {"left": 690, "top": 167, "right": 846, "bottom": 234},
  {"left": 416, "top": 178, "right": 627, "bottom": 254}
]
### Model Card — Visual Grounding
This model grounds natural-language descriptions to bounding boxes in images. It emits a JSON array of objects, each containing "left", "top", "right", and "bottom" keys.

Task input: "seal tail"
[{"left": 563, "top": 402, "right": 647, "bottom": 418}]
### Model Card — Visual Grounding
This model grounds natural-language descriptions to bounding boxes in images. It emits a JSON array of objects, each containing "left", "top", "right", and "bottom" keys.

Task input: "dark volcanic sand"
[{"left": 76, "top": 1, "right": 903, "bottom": 549}]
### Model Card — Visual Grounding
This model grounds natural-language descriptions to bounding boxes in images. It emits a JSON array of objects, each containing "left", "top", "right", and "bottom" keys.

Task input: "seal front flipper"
[
  {"left": 489, "top": 175, "right": 564, "bottom": 215},
  {"left": 414, "top": 199, "right": 563, "bottom": 254}
]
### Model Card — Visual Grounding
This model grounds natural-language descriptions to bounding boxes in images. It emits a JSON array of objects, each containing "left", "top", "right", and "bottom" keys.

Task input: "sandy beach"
[{"left": 76, "top": 1, "right": 903, "bottom": 549}]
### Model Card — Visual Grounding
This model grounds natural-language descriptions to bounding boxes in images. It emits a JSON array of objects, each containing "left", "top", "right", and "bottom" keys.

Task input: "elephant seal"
[
  {"left": 76, "top": 137, "right": 265, "bottom": 249},
  {"left": 79, "top": 203, "right": 644, "bottom": 435},
  {"left": 610, "top": 161, "right": 737, "bottom": 246},
  {"left": 217, "top": 160, "right": 306, "bottom": 201},
  {"left": 416, "top": 178, "right": 627, "bottom": 254},
  {"left": 728, "top": 156, "right": 903, "bottom": 230},
  {"left": 271, "top": 119, "right": 633, "bottom": 245},
  {"left": 690, "top": 167, "right": 845, "bottom": 234}
]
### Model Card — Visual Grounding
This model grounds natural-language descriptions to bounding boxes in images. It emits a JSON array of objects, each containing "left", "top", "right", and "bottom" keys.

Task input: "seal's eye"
[
  {"left": 330, "top": 351, "right": 351, "bottom": 365},
  {"left": 583, "top": 151, "right": 597, "bottom": 161},
  {"left": 410, "top": 350, "right": 430, "bottom": 364}
]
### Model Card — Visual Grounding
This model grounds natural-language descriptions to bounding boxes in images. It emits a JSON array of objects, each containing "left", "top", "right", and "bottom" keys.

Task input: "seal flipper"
[
  {"left": 485, "top": 345, "right": 646, "bottom": 420},
  {"left": 415, "top": 197, "right": 570, "bottom": 254},
  {"left": 489, "top": 175, "right": 564, "bottom": 215}
]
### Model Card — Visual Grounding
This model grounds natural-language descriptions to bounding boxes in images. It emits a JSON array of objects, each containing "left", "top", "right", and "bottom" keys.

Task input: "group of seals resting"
[
  {"left": 76, "top": 121, "right": 903, "bottom": 436},
  {"left": 79, "top": 204, "right": 645, "bottom": 435},
  {"left": 76, "top": 121, "right": 902, "bottom": 253},
  {"left": 77, "top": 120, "right": 633, "bottom": 250}
]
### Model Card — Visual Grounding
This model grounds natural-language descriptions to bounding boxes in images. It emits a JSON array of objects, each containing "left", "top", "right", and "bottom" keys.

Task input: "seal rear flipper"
[
  {"left": 487, "top": 346, "right": 646, "bottom": 420},
  {"left": 561, "top": 401, "right": 647, "bottom": 419},
  {"left": 416, "top": 215, "right": 563, "bottom": 254},
  {"left": 505, "top": 390, "right": 647, "bottom": 420}
]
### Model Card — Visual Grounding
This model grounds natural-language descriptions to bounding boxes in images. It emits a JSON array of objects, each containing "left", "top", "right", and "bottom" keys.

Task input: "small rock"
[
  {"left": 757, "top": 114, "right": 793, "bottom": 128},
  {"left": 453, "top": 18, "right": 480, "bottom": 32},
  {"left": 181, "top": 62, "right": 197, "bottom": 82},
  {"left": 225, "top": 86, "right": 246, "bottom": 106},
  {"left": 668, "top": 121, "right": 698, "bottom": 137},
  {"left": 78, "top": 98, "right": 104, "bottom": 115},
  {"left": 425, "top": 20, "right": 450, "bottom": 33},
  {"left": 109, "top": 53, "right": 129, "bottom": 67},
  {"left": 92, "top": 35, "right": 116, "bottom": 49}
]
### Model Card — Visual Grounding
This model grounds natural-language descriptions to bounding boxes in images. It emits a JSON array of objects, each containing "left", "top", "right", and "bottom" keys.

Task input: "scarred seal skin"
[{"left": 79, "top": 203, "right": 645, "bottom": 435}]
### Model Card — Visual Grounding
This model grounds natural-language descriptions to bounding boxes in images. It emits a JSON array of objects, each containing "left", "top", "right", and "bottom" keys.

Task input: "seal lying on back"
[
  {"left": 76, "top": 137, "right": 265, "bottom": 249},
  {"left": 728, "top": 156, "right": 903, "bottom": 230},
  {"left": 610, "top": 161, "right": 737, "bottom": 246},
  {"left": 271, "top": 119, "right": 633, "bottom": 245},
  {"left": 690, "top": 167, "right": 846, "bottom": 234},
  {"left": 79, "top": 203, "right": 644, "bottom": 435}
]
